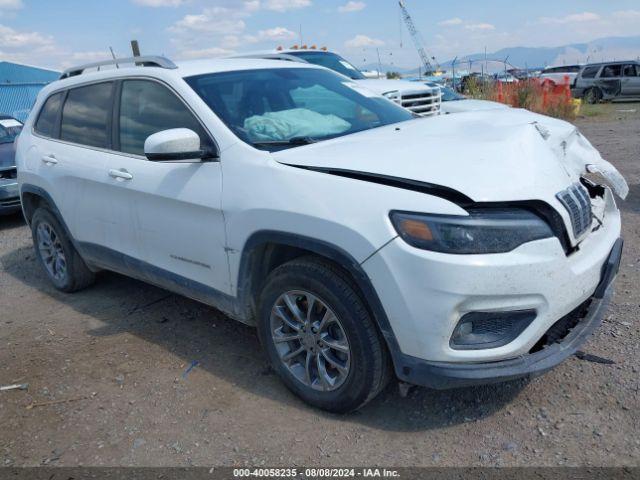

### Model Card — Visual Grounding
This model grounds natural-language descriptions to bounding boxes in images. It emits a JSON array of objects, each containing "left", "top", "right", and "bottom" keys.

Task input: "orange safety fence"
[{"left": 466, "top": 75, "right": 580, "bottom": 120}]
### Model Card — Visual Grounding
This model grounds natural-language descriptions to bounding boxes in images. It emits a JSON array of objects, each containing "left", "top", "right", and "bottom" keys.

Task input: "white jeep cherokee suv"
[{"left": 16, "top": 56, "right": 626, "bottom": 413}]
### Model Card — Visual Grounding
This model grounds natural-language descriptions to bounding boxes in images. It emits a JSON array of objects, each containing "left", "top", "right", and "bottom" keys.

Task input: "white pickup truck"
[{"left": 232, "top": 48, "right": 442, "bottom": 116}]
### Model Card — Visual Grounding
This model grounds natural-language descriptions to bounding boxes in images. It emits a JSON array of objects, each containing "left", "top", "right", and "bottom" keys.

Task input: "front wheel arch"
[
  {"left": 584, "top": 87, "right": 603, "bottom": 104},
  {"left": 236, "top": 231, "right": 404, "bottom": 372}
]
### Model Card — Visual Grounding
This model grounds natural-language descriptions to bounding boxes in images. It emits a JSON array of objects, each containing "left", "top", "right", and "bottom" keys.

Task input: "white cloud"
[
  {"left": 539, "top": 12, "right": 600, "bottom": 25},
  {"left": 344, "top": 34, "right": 384, "bottom": 49},
  {"left": 0, "top": 0, "right": 22, "bottom": 9},
  {"left": 170, "top": 14, "right": 246, "bottom": 35},
  {"left": 60, "top": 50, "right": 114, "bottom": 69},
  {"left": 132, "top": 0, "right": 185, "bottom": 6},
  {"left": 611, "top": 10, "right": 640, "bottom": 20},
  {"left": 168, "top": 5, "right": 253, "bottom": 36},
  {"left": 263, "top": 0, "right": 311, "bottom": 12},
  {"left": 338, "top": 1, "right": 365, "bottom": 13},
  {"left": 438, "top": 17, "right": 463, "bottom": 27},
  {"left": 464, "top": 23, "right": 495, "bottom": 31},
  {"left": 257, "top": 26, "right": 296, "bottom": 41},
  {"left": 0, "top": 23, "right": 53, "bottom": 49},
  {"left": 168, "top": 1, "right": 305, "bottom": 59},
  {"left": 179, "top": 46, "right": 235, "bottom": 59}
]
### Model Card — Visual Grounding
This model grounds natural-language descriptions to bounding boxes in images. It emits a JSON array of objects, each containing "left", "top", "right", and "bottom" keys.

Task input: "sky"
[{"left": 1, "top": 0, "right": 639, "bottom": 71}]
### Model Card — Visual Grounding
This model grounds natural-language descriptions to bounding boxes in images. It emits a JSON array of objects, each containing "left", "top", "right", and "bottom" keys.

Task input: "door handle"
[
  {"left": 108, "top": 169, "right": 133, "bottom": 181},
  {"left": 41, "top": 154, "right": 58, "bottom": 165}
]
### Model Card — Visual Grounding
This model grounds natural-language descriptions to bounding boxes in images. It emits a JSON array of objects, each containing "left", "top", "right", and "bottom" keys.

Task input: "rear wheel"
[
  {"left": 31, "top": 207, "right": 95, "bottom": 292},
  {"left": 584, "top": 87, "right": 602, "bottom": 104},
  {"left": 257, "top": 256, "right": 390, "bottom": 413}
]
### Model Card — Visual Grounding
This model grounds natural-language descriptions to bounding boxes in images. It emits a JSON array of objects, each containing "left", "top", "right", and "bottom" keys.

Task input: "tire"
[
  {"left": 31, "top": 207, "right": 95, "bottom": 292},
  {"left": 584, "top": 87, "right": 602, "bottom": 104},
  {"left": 257, "top": 256, "right": 391, "bottom": 413}
]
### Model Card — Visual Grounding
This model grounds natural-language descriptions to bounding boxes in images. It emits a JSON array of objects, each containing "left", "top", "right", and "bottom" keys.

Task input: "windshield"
[
  {"left": 286, "top": 51, "right": 366, "bottom": 80},
  {"left": 439, "top": 86, "right": 465, "bottom": 101},
  {"left": 185, "top": 68, "right": 413, "bottom": 151},
  {"left": 0, "top": 118, "right": 23, "bottom": 144}
]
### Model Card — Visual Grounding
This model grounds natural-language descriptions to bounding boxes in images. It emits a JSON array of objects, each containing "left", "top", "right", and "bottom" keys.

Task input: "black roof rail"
[{"left": 59, "top": 56, "right": 177, "bottom": 80}]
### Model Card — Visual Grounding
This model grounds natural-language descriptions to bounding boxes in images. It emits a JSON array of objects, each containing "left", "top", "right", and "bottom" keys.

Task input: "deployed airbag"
[{"left": 244, "top": 108, "right": 351, "bottom": 142}]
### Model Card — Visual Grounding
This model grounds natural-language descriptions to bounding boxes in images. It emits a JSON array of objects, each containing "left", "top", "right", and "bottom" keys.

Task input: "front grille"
[
  {"left": 399, "top": 90, "right": 441, "bottom": 116},
  {"left": 0, "top": 168, "right": 17, "bottom": 180},
  {"left": 0, "top": 197, "right": 20, "bottom": 207},
  {"left": 556, "top": 183, "right": 592, "bottom": 238}
]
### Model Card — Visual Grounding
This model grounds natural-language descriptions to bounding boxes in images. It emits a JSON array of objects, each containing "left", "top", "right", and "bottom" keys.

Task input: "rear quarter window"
[{"left": 34, "top": 92, "right": 64, "bottom": 138}]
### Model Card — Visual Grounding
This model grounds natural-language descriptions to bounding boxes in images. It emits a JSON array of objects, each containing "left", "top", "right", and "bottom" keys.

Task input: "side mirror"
[{"left": 144, "top": 128, "right": 218, "bottom": 162}]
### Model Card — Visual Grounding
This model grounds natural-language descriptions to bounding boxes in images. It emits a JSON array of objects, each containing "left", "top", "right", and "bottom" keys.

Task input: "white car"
[
  {"left": 423, "top": 84, "right": 508, "bottom": 114},
  {"left": 539, "top": 65, "right": 582, "bottom": 87},
  {"left": 16, "top": 56, "right": 626, "bottom": 412},
  {"left": 231, "top": 48, "right": 442, "bottom": 116}
]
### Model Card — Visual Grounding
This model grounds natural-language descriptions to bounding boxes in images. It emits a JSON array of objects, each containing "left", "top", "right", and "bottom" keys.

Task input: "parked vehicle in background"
[
  {"left": 17, "top": 55, "right": 626, "bottom": 413},
  {"left": 494, "top": 72, "right": 519, "bottom": 84},
  {"left": 419, "top": 83, "right": 508, "bottom": 114},
  {"left": 459, "top": 73, "right": 494, "bottom": 94},
  {"left": 0, "top": 115, "right": 23, "bottom": 215},
  {"left": 573, "top": 61, "right": 640, "bottom": 103},
  {"left": 539, "top": 65, "right": 582, "bottom": 87},
  {"left": 232, "top": 48, "right": 442, "bottom": 116}
]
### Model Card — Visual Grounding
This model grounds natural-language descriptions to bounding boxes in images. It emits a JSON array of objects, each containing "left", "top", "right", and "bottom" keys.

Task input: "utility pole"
[
  {"left": 484, "top": 46, "right": 487, "bottom": 75},
  {"left": 451, "top": 56, "right": 457, "bottom": 89}
]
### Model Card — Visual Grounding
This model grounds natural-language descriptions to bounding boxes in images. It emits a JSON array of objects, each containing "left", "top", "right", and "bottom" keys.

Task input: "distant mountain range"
[{"left": 360, "top": 35, "right": 640, "bottom": 73}]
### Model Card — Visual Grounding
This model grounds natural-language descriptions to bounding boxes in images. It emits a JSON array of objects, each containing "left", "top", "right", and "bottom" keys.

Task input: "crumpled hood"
[
  {"left": 355, "top": 78, "right": 437, "bottom": 96},
  {"left": 0, "top": 142, "right": 16, "bottom": 170},
  {"left": 273, "top": 108, "right": 628, "bottom": 203}
]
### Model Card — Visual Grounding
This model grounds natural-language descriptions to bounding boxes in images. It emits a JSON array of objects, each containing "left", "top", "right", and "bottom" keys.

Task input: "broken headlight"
[{"left": 390, "top": 208, "right": 553, "bottom": 254}]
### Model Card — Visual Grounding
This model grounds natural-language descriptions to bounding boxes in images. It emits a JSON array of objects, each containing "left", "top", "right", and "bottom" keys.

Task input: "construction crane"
[{"left": 398, "top": 0, "right": 437, "bottom": 75}]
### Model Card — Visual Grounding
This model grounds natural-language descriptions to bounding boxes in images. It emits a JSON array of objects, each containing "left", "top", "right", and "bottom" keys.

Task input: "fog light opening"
[{"left": 450, "top": 310, "right": 537, "bottom": 351}]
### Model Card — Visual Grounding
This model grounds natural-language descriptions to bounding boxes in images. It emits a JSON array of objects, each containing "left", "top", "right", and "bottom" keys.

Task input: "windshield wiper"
[{"left": 251, "top": 136, "right": 318, "bottom": 147}]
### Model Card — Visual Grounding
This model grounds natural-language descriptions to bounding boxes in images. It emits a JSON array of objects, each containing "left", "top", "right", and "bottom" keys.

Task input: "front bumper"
[
  {"left": 393, "top": 238, "right": 621, "bottom": 389},
  {"left": 0, "top": 178, "right": 20, "bottom": 215}
]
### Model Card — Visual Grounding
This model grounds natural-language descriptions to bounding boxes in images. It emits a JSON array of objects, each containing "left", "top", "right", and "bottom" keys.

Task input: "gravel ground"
[{"left": 1, "top": 107, "right": 639, "bottom": 467}]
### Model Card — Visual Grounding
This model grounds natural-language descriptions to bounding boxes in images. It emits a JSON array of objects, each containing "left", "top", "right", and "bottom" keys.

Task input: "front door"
[{"left": 105, "top": 78, "right": 230, "bottom": 296}]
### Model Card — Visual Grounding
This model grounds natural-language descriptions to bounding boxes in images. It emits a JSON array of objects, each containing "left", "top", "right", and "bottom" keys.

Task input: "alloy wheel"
[
  {"left": 36, "top": 221, "right": 67, "bottom": 282},
  {"left": 270, "top": 290, "right": 351, "bottom": 391}
]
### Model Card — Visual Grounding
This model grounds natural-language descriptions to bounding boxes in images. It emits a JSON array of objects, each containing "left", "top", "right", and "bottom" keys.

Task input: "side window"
[
  {"left": 34, "top": 92, "right": 63, "bottom": 138},
  {"left": 623, "top": 64, "right": 639, "bottom": 77},
  {"left": 61, "top": 82, "right": 113, "bottom": 148},
  {"left": 118, "top": 80, "right": 211, "bottom": 156},
  {"left": 601, "top": 65, "right": 621, "bottom": 78},
  {"left": 581, "top": 66, "right": 600, "bottom": 79}
]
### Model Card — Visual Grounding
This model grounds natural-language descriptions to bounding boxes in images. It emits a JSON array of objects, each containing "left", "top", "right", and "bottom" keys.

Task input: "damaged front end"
[{"left": 533, "top": 118, "right": 628, "bottom": 200}]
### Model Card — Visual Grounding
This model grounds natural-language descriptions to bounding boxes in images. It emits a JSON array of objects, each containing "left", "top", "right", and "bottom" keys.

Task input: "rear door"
[
  {"left": 29, "top": 83, "right": 122, "bottom": 253},
  {"left": 104, "top": 78, "right": 230, "bottom": 295}
]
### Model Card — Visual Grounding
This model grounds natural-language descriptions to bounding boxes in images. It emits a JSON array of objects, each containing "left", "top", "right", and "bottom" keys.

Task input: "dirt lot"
[{"left": 1, "top": 106, "right": 639, "bottom": 468}]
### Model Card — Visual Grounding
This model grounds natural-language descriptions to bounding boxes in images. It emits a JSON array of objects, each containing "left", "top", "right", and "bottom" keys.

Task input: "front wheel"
[{"left": 257, "top": 257, "right": 390, "bottom": 413}]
